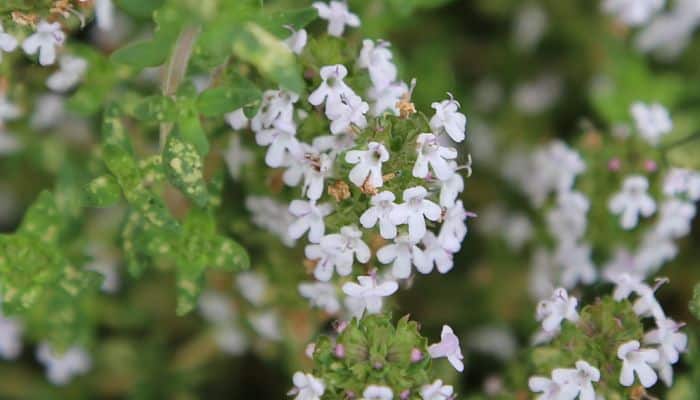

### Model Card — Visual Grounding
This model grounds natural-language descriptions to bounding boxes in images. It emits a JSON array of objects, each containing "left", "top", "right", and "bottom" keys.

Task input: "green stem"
[{"left": 159, "top": 25, "right": 201, "bottom": 150}]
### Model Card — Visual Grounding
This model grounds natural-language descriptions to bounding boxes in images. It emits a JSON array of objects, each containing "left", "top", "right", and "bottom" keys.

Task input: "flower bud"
[
  {"left": 410, "top": 348, "right": 423, "bottom": 362},
  {"left": 334, "top": 343, "right": 345, "bottom": 358}
]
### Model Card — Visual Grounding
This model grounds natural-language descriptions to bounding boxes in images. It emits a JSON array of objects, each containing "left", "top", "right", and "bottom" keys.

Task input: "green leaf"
[
  {"left": 176, "top": 105, "right": 209, "bottom": 156},
  {"left": 115, "top": 0, "right": 165, "bottom": 18},
  {"left": 111, "top": 39, "right": 174, "bottom": 69},
  {"left": 163, "top": 136, "right": 209, "bottom": 207},
  {"left": 196, "top": 85, "right": 261, "bottom": 117},
  {"left": 590, "top": 43, "right": 683, "bottom": 123},
  {"left": 85, "top": 175, "right": 122, "bottom": 207},
  {"left": 256, "top": 7, "right": 318, "bottom": 37},
  {"left": 110, "top": 2, "right": 185, "bottom": 69},
  {"left": 101, "top": 112, "right": 178, "bottom": 230},
  {"left": 231, "top": 23, "right": 304, "bottom": 93},
  {"left": 172, "top": 210, "right": 249, "bottom": 315},
  {"left": 131, "top": 95, "right": 178, "bottom": 122}
]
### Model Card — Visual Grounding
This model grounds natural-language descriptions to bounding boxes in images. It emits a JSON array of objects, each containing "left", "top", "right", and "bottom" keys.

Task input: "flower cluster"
[
  {"left": 289, "top": 314, "right": 460, "bottom": 400},
  {"left": 229, "top": 2, "right": 471, "bottom": 329},
  {"left": 530, "top": 283, "right": 687, "bottom": 398}
]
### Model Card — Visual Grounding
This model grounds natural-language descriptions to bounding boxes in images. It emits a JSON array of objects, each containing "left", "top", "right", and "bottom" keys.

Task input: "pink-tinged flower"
[
  {"left": 313, "top": 1, "right": 360, "bottom": 37},
  {"left": 428, "top": 325, "right": 464, "bottom": 372},
  {"left": 609, "top": 175, "right": 656, "bottom": 230},
  {"left": 22, "top": 20, "right": 65, "bottom": 66}
]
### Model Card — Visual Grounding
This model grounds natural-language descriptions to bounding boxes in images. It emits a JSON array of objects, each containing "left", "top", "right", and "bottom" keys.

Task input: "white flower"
[
  {"left": 546, "top": 191, "right": 589, "bottom": 243},
  {"left": 284, "top": 27, "right": 308, "bottom": 55},
  {"left": 225, "top": 108, "right": 249, "bottom": 130},
  {"left": 313, "top": 130, "right": 356, "bottom": 155},
  {"left": 636, "top": 232, "right": 677, "bottom": 274},
  {"left": 255, "top": 119, "right": 301, "bottom": 168},
  {"left": 0, "top": 313, "right": 22, "bottom": 360},
  {"left": 309, "top": 65, "right": 357, "bottom": 116},
  {"left": 428, "top": 325, "right": 464, "bottom": 372},
  {"left": 291, "top": 372, "right": 325, "bottom": 400},
  {"left": 305, "top": 243, "right": 341, "bottom": 281},
  {"left": 250, "top": 311, "right": 282, "bottom": 341},
  {"left": 536, "top": 288, "right": 579, "bottom": 333},
  {"left": 246, "top": 196, "right": 297, "bottom": 246},
  {"left": 36, "top": 343, "right": 91, "bottom": 385},
  {"left": 345, "top": 141, "right": 389, "bottom": 188},
  {"left": 360, "top": 191, "right": 399, "bottom": 239},
  {"left": 663, "top": 168, "right": 700, "bottom": 200},
  {"left": 513, "top": 4, "right": 549, "bottom": 51},
  {"left": 503, "top": 214, "right": 533, "bottom": 251},
  {"left": 390, "top": 186, "right": 442, "bottom": 242},
  {"left": 30, "top": 94, "right": 64, "bottom": 130},
  {"left": 307, "top": 226, "right": 370, "bottom": 281},
  {"left": 644, "top": 318, "right": 687, "bottom": 364},
  {"left": 609, "top": 175, "right": 656, "bottom": 230},
  {"left": 0, "top": 95, "right": 21, "bottom": 122},
  {"left": 0, "top": 24, "right": 18, "bottom": 61},
  {"left": 528, "top": 376, "right": 576, "bottom": 400},
  {"left": 377, "top": 234, "right": 426, "bottom": 279},
  {"left": 420, "top": 380, "right": 454, "bottom": 400},
  {"left": 198, "top": 290, "right": 233, "bottom": 323},
  {"left": 430, "top": 97, "right": 467, "bottom": 143},
  {"left": 236, "top": 272, "right": 267, "bottom": 306},
  {"left": 439, "top": 161, "right": 464, "bottom": 208},
  {"left": 552, "top": 360, "right": 600, "bottom": 400},
  {"left": 529, "top": 247, "right": 557, "bottom": 300},
  {"left": 413, "top": 133, "right": 458, "bottom": 180},
  {"left": 299, "top": 281, "right": 340, "bottom": 314},
  {"left": 288, "top": 200, "right": 333, "bottom": 243},
  {"left": 630, "top": 102, "right": 672, "bottom": 145},
  {"left": 618, "top": 340, "right": 660, "bottom": 388},
  {"left": 95, "top": 0, "right": 116, "bottom": 30},
  {"left": 327, "top": 93, "right": 369, "bottom": 134},
  {"left": 512, "top": 75, "right": 562, "bottom": 115},
  {"left": 299, "top": 149, "right": 334, "bottom": 201},
  {"left": 603, "top": 0, "right": 664, "bottom": 26},
  {"left": 224, "top": 134, "right": 253, "bottom": 181},
  {"left": 419, "top": 232, "right": 454, "bottom": 274},
  {"left": 358, "top": 39, "right": 397, "bottom": 90},
  {"left": 342, "top": 274, "right": 398, "bottom": 318},
  {"left": 438, "top": 200, "right": 470, "bottom": 252},
  {"left": 86, "top": 257, "right": 120, "bottom": 293},
  {"left": 313, "top": 1, "right": 360, "bottom": 37},
  {"left": 632, "top": 282, "right": 667, "bottom": 321},
  {"left": 555, "top": 242, "right": 597, "bottom": 288},
  {"left": 367, "top": 81, "right": 408, "bottom": 116},
  {"left": 251, "top": 89, "right": 298, "bottom": 131},
  {"left": 528, "top": 141, "right": 585, "bottom": 206},
  {"left": 22, "top": 20, "right": 65, "bottom": 66},
  {"left": 213, "top": 323, "right": 247, "bottom": 355},
  {"left": 653, "top": 351, "right": 675, "bottom": 387},
  {"left": 604, "top": 264, "right": 645, "bottom": 301},
  {"left": 362, "top": 385, "right": 393, "bottom": 400},
  {"left": 654, "top": 199, "right": 695, "bottom": 238}
]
